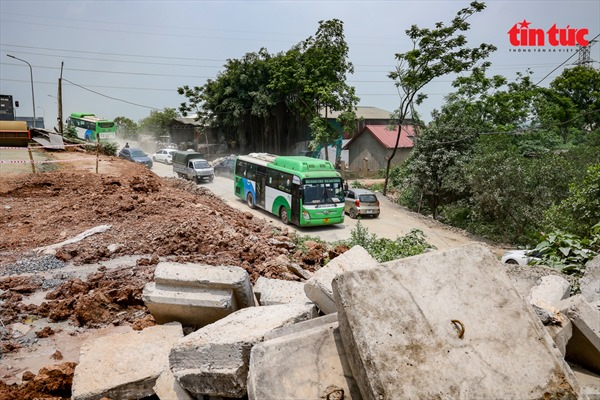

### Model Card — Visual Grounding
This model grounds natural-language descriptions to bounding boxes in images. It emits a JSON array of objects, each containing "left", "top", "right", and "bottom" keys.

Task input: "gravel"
[{"left": 0, "top": 254, "right": 67, "bottom": 277}]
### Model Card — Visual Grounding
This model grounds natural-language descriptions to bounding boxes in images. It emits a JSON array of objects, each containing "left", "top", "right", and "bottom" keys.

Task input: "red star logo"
[{"left": 519, "top": 19, "right": 531, "bottom": 29}]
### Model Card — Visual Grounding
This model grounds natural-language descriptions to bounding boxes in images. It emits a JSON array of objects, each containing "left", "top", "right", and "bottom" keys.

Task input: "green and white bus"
[
  {"left": 234, "top": 153, "right": 345, "bottom": 227},
  {"left": 66, "top": 113, "right": 116, "bottom": 142}
]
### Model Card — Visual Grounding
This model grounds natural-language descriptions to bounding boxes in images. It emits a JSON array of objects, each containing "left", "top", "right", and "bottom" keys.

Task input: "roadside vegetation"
[{"left": 292, "top": 221, "right": 435, "bottom": 264}]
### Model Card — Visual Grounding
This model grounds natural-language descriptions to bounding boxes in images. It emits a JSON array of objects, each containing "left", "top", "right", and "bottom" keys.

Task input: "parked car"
[
  {"left": 500, "top": 249, "right": 542, "bottom": 265},
  {"left": 152, "top": 148, "right": 177, "bottom": 164},
  {"left": 344, "top": 188, "right": 380, "bottom": 219},
  {"left": 213, "top": 156, "right": 236, "bottom": 177},
  {"left": 118, "top": 147, "right": 153, "bottom": 169}
]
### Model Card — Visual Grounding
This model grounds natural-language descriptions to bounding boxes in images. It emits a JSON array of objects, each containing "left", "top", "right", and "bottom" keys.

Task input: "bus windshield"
[{"left": 302, "top": 178, "right": 344, "bottom": 205}]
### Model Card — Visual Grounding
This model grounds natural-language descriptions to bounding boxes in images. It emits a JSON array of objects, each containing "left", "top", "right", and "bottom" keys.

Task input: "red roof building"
[{"left": 342, "top": 124, "right": 416, "bottom": 176}]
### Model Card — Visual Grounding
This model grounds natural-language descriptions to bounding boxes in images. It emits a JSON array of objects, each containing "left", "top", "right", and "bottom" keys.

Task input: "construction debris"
[
  {"left": 71, "top": 323, "right": 183, "bottom": 400},
  {"left": 142, "top": 262, "right": 255, "bottom": 326}
]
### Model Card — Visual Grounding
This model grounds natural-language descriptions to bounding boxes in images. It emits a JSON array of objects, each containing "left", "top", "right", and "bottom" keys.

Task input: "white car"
[
  {"left": 152, "top": 148, "right": 177, "bottom": 164},
  {"left": 500, "top": 249, "right": 542, "bottom": 265}
]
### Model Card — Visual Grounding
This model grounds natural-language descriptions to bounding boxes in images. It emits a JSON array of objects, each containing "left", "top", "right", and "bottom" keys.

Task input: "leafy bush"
[
  {"left": 290, "top": 234, "right": 326, "bottom": 253},
  {"left": 341, "top": 220, "right": 435, "bottom": 262},
  {"left": 530, "top": 223, "right": 599, "bottom": 278},
  {"left": 544, "top": 163, "right": 600, "bottom": 237}
]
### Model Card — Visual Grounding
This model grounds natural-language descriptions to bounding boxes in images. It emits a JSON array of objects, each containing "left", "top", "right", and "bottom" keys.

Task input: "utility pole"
[{"left": 58, "top": 62, "right": 64, "bottom": 135}]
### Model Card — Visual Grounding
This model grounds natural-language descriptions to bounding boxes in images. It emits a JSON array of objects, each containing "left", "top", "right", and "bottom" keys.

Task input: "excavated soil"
[{"left": 0, "top": 155, "right": 343, "bottom": 399}]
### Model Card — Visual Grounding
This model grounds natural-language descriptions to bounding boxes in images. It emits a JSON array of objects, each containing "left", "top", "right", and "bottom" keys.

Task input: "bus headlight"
[{"left": 302, "top": 211, "right": 310, "bottom": 220}]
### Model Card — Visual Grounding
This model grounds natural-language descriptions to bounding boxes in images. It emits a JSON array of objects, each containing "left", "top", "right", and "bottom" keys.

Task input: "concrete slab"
[
  {"left": 154, "top": 368, "right": 194, "bottom": 400},
  {"left": 253, "top": 276, "right": 312, "bottom": 306},
  {"left": 265, "top": 313, "right": 338, "bottom": 341},
  {"left": 170, "top": 303, "right": 318, "bottom": 398},
  {"left": 72, "top": 323, "right": 183, "bottom": 400},
  {"left": 248, "top": 321, "right": 361, "bottom": 400},
  {"left": 304, "top": 245, "right": 379, "bottom": 314},
  {"left": 546, "top": 312, "right": 573, "bottom": 356},
  {"left": 528, "top": 275, "right": 571, "bottom": 324},
  {"left": 581, "top": 256, "right": 600, "bottom": 303},
  {"left": 570, "top": 363, "right": 600, "bottom": 400},
  {"left": 143, "top": 282, "right": 237, "bottom": 326},
  {"left": 332, "top": 244, "right": 582, "bottom": 400},
  {"left": 559, "top": 295, "right": 600, "bottom": 374},
  {"left": 143, "top": 262, "right": 255, "bottom": 326}
]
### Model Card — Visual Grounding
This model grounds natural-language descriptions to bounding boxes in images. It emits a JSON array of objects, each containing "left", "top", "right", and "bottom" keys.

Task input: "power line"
[
  {"left": 62, "top": 79, "right": 160, "bottom": 110},
  {"left": 0, "top": 43, "right": 568, "bottom": 70},
  {"left": 535, "top": 33, "right": 600, "bottom": 86},
  {"left": 0, "top": 43, "right": 225, "bottom": 62}
]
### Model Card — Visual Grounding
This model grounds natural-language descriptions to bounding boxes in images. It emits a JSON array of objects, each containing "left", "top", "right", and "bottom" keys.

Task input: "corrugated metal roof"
[
  {"left": 343, "top": 125, "right": 415, "bottom": 150},
  {"left": 320, "top": 106, "right": 392, "bottom": 120}
]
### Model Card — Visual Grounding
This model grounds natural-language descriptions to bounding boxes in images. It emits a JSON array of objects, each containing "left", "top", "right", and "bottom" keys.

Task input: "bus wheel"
[
  {"left": 279, "top": 206, "right": 289, "bottom": 225},
  {"left": 247, "top": 193, "right": 256, "bottom": 209}
]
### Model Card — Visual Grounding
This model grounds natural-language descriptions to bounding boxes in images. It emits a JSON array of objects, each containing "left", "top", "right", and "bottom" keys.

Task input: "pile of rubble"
[{"left": 55, "top": 245, "right": 600, "bottom": 399}]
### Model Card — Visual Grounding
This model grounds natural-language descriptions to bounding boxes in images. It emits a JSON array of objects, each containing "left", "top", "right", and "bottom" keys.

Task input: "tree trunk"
[{"left": 383, "top": 122, "right": 404, "bottom": 196}]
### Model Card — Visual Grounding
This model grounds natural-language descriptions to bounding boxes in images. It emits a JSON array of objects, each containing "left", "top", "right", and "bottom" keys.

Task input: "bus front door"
[
  {"left": 256, "top": 166, "right": 267, "bottom": 208},
  {"left": 291, "top": 184, "right": 301, "bottom": 225}
]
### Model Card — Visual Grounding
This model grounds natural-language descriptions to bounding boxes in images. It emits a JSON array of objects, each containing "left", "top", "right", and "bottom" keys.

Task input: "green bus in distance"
[
  {"left": 234, "top": 153, "right": 345, "bottom": 227},
  {"left": 66, "top": 113, "right": 116, "bottom": 142}
]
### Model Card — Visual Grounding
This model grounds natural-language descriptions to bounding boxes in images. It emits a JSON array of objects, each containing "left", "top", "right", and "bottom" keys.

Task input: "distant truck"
[{"left": 172, "top": 151, "right": 214, "bottom": 183}]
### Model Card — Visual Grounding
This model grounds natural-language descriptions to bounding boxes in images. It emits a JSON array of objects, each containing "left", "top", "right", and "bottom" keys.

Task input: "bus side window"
[
  {"left": 235, "top": 160, "right": 246, "bottom": 177},
  {"left": 246, "top": 164, "right": 256, "bottom": 180}
]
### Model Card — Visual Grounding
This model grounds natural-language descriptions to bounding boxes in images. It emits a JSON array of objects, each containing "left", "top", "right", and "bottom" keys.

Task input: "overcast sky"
[{"left": 1, "top": 0, "right": 598, "bottom": 130}]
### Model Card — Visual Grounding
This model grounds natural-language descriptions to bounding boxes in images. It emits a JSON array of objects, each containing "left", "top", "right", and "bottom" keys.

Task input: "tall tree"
[
  {"left": 383, "top": 1, "right": 496, "bottom": 195},
  {"left": 113, "top": 116, "right": 139, "bottom": 139},
  {"left": 138, "top": 108, "right": 179, "bottom": 139},
  {"left": 177, "top": 19, "right": 358, "bottom": 156},
  {"left": 536, "top": 65, "right": 600, "bottom": 143},
  {"left": 300, "top": 19, "right": 358, "bottom": 161}
]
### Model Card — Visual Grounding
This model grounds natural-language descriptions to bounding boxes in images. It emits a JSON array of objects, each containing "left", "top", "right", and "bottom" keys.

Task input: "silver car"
[{"left": 344, "top": 188, "right": 380, "bottom": 219}]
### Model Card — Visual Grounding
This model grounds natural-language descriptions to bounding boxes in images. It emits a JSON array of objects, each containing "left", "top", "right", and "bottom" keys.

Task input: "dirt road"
[{"left": 152, "top": 159, "right": 491, "bottom": 251}]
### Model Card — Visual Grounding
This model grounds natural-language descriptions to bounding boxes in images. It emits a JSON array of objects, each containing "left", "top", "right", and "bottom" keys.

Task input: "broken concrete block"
[
  {"left": 570, "top": 363, "right": 600, "bottom": 400},
  {"left": 528, "top": 275, "right": 571, "bottom": 324},
  {"left": 304, "top": 245, "right": 378, "bottom": 314},
  {"left": 170, "top": 303, "right": 317, "bottom": 398},
  {"left": 154, "top": 368, "right": 194, "bottom": 400},
  {"left": 287, "top": 263, "right": 313, "bottom": 280},
  {"left": 72, "top": 323, "right": 183, "bottom": 400},
  {"left": 265, "top": 313, "right": 338, "bottom": 341},
  {"left": 253, "top": 276, "right": 312, "bottom": 306},
  {"left": 333, "top": 244, "right": 583, "bottom": 400},
  {"left": 143, "top": 262, "right": 255, "bottom": 326},
  {"left": 248, "top": 321, "right": 361, "bottom": 400},
  {"left": 559, "top": 294, "right": 600, "bottom": 374},
  {"left": 546, "top": 312, "right": 573, "bottom": 356},
  {"left": 504, "top": 263, "right": 575, "bottom": 300},
  {"left": 581, "top": 256, "right": 600, "bottom": 303}
]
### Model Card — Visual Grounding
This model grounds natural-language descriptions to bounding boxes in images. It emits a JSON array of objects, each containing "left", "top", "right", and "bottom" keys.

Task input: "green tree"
[
  {"left": 549, "top": 66, "right": 600, "bottom": 131},
  {"left": 299, "top": 19, "right": 358, "bottom": 161},
  {"left": 535, "top": 66, "right": 600, "bottom": 144},
  {"left": 177, "top": 20, "right": 358, "bottom": 155},
  {"left": 465, "top": 136, "right": 576, "bottom": 244},
  {"left": 545, "top": 163, "right": 600, "bottom": 237},
  {"left": 138, "top": 108, "right": 179, "bottom": 140},
  {"left": 383, "top": 1, "right": 496, "bottom": 195},
  {"left": 399, "top": 66, "right": 531, "bottom": 219},
  {"left": 113, "top": 116, "right": 139, "bottom": 139}
]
